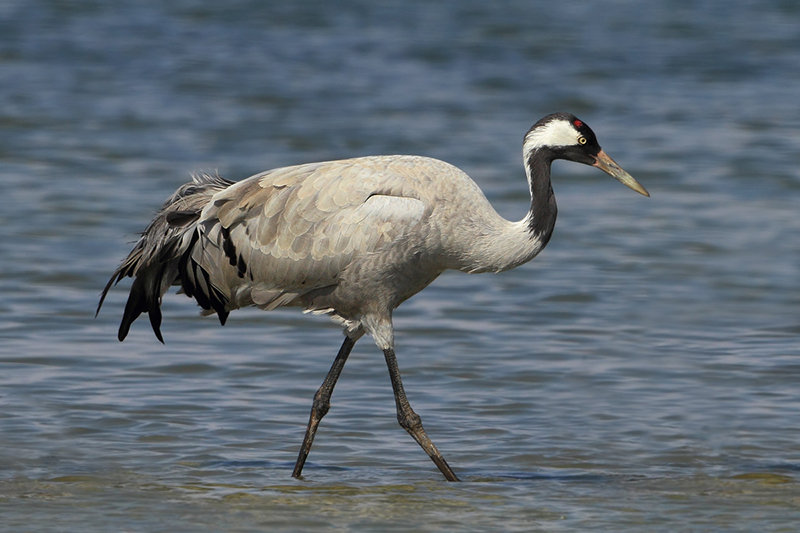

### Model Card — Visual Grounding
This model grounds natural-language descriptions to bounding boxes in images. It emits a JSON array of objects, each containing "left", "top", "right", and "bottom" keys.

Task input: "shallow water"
[{"left": 2, "top": 1, "right": 800, "bottom": 531}]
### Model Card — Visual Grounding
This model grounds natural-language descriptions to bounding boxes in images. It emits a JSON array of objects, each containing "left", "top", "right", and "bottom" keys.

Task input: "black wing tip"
[
  {"left": 96, "top": 289, "right": 107, "bottom": 318},
  {"left": 148, "top": 306, "right": 165, "bottom": 344},
  {"left": 96, "top": 271, "right": 125, "bottom": 317},
  {"left": 115, "top": 312, "right": 165, "bottom": 343},
  {"left": 118, "top": 321, "right": 130, "bottom": 342}
]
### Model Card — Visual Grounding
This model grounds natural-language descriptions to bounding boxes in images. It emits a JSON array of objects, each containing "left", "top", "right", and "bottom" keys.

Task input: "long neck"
[
  {"left": 523, "top": 147, "right": 558, "bottom": 247},
  {"left": 456, "top": 147, "right": 558, "bottom": 274}
]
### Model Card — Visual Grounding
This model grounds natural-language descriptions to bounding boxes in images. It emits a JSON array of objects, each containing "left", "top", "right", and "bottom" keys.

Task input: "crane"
[{"left": 98, "top": 112, "right": 649, "bottom": 481}]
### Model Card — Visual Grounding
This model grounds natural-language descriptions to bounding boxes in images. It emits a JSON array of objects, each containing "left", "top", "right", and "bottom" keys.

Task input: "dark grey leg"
[
  {"left": 292, "top": 335, "right": 357, "bottom": 479},
  {"left": 382, "top": 347, "right": 460, "bottom": 482}
]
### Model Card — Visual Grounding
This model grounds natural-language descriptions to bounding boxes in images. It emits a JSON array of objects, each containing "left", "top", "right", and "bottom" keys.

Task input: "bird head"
[{"left": 523, "top": 113, "right": 649, "bottom": 197}]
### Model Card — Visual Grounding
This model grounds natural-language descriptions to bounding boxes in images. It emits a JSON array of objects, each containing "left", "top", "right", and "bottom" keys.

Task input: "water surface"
[{"left": 2, "top": 1, "right": 800, "bottom": 531}]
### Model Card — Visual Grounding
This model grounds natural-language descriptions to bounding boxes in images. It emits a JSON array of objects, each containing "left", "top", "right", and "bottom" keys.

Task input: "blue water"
[{"left": 2, "top": 1, "right": 800, "bottom": 531}]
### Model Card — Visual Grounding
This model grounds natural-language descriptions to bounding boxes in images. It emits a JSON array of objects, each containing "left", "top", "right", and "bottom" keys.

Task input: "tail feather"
[
  {"left": 117, "top": 274, "right": 162, "bottom": 342},
  {"left": 98, "top": 173, "right": 235, "bottom": 342}
]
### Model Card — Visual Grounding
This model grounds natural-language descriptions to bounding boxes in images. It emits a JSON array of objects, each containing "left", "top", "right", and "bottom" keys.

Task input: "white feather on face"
[{"left": 522, "top": 119, "right": 581, "bottom": 160}]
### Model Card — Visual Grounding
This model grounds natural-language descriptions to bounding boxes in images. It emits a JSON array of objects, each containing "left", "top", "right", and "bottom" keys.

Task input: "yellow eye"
[{"left": 578, "top": 136, "right": 587, "bottom": 145}]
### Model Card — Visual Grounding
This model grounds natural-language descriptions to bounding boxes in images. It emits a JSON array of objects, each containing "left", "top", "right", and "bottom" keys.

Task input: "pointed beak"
[{"left": 593, "top": 150, "right": 650, "bottom": 197}]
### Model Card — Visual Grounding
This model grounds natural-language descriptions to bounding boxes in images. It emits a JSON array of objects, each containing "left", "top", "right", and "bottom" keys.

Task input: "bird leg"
[
  {"left": 292, "top": 335, "right": 357, "bottom": 479},
  {"left": 382, "top": 347, "right": 460, "bottom": 482}
]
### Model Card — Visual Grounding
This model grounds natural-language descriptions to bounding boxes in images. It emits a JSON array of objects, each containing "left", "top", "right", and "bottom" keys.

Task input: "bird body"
[
  {"left": 99, "top": 113, "right": 648, "bottom": 481},
  {"left": 104, "top": 154, "right": 552, "bottom": 349}
]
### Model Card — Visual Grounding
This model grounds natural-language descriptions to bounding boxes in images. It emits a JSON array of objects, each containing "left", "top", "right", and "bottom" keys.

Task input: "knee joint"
[
  {"left": 312, "top": 391, "right": 331, "bottom": 418},
  {"left": 397, "top": 410, "right": 422, "bottom": 432}
]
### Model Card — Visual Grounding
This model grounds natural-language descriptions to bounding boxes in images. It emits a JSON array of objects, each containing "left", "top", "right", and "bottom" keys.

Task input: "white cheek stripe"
[{"left": 522, "top": 120, "right": 580, "bottom": 159}]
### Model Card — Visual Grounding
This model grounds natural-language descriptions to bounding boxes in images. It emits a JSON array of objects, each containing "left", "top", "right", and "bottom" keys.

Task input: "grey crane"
[{"left": 98, "top": 113, "right": 649, "bottom": 482}]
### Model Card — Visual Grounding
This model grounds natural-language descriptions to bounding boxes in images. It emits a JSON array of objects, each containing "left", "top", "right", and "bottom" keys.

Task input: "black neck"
[{"left": 525, "top": 148, "right": 558, "bottom": 246}]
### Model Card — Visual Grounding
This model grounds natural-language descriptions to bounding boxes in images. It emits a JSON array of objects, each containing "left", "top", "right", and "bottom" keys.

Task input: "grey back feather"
[{"left": 193, "top": 157, "right": 432, "bottom": 313}]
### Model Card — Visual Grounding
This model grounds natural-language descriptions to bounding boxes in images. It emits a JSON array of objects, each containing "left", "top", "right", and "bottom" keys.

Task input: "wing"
[{"left": 189, "top": 157, "right": 430, "bottom": 311}]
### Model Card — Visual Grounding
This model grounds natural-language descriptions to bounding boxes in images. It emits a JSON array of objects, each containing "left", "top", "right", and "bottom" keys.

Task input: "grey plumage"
[
  {"left": 100, "top": 155, "right": 544, "bottom": 348},
  {"left": 99, "top": 114, "right": 648, "bottom": 481}
]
